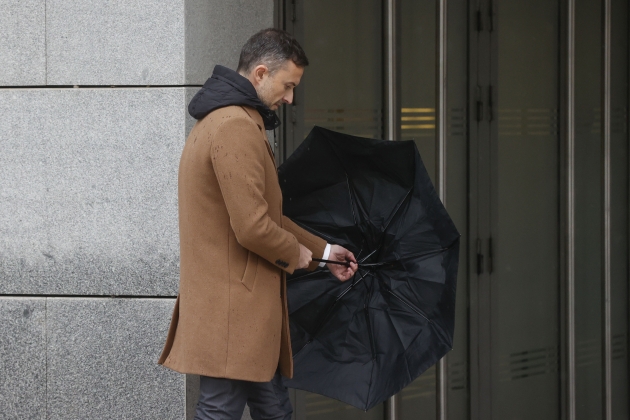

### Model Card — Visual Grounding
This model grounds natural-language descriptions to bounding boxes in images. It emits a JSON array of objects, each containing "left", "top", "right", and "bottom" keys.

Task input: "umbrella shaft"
[{"left": 313, "top": 258, "right": 350, "bottom": 267}]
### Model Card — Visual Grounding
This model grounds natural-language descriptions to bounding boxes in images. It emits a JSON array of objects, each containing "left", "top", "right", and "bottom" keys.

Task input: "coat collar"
[
  {"left": 241, "top": 106, "right": 266, "bottom": 131},
  {"left": 188, "top": 65, "right": 281, "bottom": 130}
]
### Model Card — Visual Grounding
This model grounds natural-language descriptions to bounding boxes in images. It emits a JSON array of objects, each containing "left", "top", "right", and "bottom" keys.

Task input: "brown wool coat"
[{"left": 158, "top": 105, "right": 326, "bottom": 382}]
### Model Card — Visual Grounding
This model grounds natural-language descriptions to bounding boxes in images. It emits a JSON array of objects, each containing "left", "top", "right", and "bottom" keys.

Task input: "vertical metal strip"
[
  {"left": 385, "top": 0, "right": 396, "bottom": 141},
  {"left": 437, "top": 0, "right": 448, "bottom": 202},
  {"left": 385, "top": 397, "right": 399, "bottom": 420},
  {"left": 436, "top": 0, "right": 448, "bottom": 419},
  {"left": 566, "top": 0, "right": 577, "bottom": 418},
  {"left": 385, "top": 0, "right": 400, "bottom": 418},
  {"left": 602, "top": 0, "right": 612, "bottom": 418}
]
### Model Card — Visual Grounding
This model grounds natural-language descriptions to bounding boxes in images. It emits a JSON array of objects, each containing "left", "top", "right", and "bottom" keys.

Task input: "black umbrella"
[{"left": 278, "top": 127, "right": 460, "bottom": 411}]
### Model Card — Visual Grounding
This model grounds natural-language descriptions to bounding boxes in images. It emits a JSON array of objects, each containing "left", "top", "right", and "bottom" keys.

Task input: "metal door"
[
  {"left": 275, "top": 1, "right": 629, "bottom": 419},
  {"left": 470, "top": 0, "right": 562, "bottom": 418}
]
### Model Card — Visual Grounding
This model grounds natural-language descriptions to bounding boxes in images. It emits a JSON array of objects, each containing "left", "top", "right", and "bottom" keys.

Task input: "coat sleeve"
[
  {"left": 282, "top": 216, "right": 327, "bottom": 271},
  {"left": 210, "top": 116, "right": 302, "bottom": 273}
]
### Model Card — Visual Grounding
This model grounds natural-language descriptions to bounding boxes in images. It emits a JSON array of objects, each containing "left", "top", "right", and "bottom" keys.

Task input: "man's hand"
[
  {"left": 296, "top": 243, "right": 313, "bottom": 269},
  {"left": 327, "top": 245, "right": 358, "bottom": 282}
]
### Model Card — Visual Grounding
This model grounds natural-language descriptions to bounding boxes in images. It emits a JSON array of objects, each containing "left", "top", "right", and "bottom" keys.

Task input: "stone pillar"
[{"left": 0, "top": 1, "right": 273, "bottom": 418}]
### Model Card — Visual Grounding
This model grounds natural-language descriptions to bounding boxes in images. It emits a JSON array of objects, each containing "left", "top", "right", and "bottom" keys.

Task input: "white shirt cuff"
[{"left": 319, "top": 243, "right": 331, "bottom": 267}]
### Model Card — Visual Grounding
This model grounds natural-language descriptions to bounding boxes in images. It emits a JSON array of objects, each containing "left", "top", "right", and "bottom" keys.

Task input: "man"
[{"left": 159, "top": 28, "right": 358, "bottom": 420}]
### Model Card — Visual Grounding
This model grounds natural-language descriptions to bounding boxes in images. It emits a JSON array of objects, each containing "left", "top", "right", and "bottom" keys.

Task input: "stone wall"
[{"left": 0, "top": 1, "right": 273, "bottom": 418}]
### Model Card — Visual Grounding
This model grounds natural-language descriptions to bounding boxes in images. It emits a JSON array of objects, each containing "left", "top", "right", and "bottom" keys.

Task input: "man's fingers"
[
  {"left": 331, "top": 245, "right": 357, "bottom": 264},
  {"left": 297, "top": 243, "right": 314, "bottom": 269},
  {"left": 327, "top": 245, "right": 359, "bottom": 281}
]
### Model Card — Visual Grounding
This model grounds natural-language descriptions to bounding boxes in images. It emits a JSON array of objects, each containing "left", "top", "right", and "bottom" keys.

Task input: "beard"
[{"left": 256, "top": 80, "right": 278, "bottom": 109}]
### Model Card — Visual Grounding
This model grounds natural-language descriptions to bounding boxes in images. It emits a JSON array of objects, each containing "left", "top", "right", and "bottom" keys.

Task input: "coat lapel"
[{"left": 241, "top": 106, "right": 276, "bottom": 164}]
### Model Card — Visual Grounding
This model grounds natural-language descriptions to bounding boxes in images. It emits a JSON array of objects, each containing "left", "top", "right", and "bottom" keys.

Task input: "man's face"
[{"left": 253, "top": 61, "right": 304, "bottom": 110}]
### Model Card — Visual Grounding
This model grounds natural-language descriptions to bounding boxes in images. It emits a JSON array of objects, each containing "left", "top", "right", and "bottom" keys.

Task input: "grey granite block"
[
  {"left": 0, "top": 0, "right": 46, "bottom": 85},
  {"left": 44, "top": 0, "right": 273, "bottom": 85},
  {"left": 184, "top": 0, "right": 275, "bottom": 84},
  {"left": 46, "top": 298, "right": 184, "bottom": 420},
  {"left": 185, "top": 87, "right": 199, "bottom": 138},
  {"left": 0, "top": 88, "right": 185, "bottom": 295},
  {"left": 46, "top": 0, "right": 185, "bottom": 85},
  {"left": 0, "top": 298, "right": 46, "bottom": 420}
]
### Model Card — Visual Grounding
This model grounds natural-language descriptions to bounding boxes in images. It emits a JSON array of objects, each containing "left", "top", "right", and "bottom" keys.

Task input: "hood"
[{"left": 188, "top": 65, "right": 281, "bottom": 130}]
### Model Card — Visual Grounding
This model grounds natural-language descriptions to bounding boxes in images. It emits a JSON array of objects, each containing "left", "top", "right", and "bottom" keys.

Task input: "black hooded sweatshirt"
[{"left": 188, "top": 65, "right": 281, "bottom": 130}]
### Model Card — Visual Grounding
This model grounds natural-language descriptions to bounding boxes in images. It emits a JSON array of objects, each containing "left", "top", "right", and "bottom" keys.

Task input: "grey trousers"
[{"left": 194, "top": 372, "right": 292, "bottom": 420}]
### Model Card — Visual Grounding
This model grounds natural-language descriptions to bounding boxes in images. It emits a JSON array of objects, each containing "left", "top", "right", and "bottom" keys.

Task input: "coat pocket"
[
  {"left": 158, "top": 294, "right": 179, "bottom": 365},
  {"left": 241, "top": 251, "right": 259, "bottom": 291}
]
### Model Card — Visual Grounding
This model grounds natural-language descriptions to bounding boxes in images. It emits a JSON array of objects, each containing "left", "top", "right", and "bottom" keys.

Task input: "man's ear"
[{"left": 253, "top": 65, "right": 269, "bottom": 84}]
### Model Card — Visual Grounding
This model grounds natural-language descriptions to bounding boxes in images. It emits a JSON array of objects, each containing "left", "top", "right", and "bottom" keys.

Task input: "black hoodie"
[{"left": 188, "top": 65, "right": 281, "bottom": 130}]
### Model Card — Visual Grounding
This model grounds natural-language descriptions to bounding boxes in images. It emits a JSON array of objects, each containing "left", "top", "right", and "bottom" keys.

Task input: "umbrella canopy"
[{"left": 278, "top": 127, "right": 460, "bottom": 411}]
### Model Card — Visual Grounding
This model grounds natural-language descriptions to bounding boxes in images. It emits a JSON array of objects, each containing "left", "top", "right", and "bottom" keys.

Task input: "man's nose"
[{"left": 283, "top": 90, "right": 294, "bottom": 105}]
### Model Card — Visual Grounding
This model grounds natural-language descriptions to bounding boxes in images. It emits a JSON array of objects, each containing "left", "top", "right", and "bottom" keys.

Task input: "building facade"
[
  {"left": 0, "top": 1, "right": 273, "bottom": 419},
  {"left": 1, "top": 1, "right": 628, "bottom": 420}
]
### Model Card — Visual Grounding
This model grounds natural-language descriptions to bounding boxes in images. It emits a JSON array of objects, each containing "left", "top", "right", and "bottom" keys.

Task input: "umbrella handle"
[{"left": 312, "top": 258, "right": 351, "bottom": 267}]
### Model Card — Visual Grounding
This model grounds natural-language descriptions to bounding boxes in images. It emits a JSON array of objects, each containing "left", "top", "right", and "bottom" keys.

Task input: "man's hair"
[{"left": 237, "top": 28, "right": 309, "bottom": 75}]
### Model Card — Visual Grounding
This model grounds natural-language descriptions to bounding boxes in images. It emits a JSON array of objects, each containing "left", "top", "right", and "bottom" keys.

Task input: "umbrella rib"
[
  {"left": 381, "top": 238, "right": 459, "bottom": 265},
  {"left": 358, "top": 248, "right": 379, "bottom": 264},
  {"left": 371, "top": 188, "right": 413, "bottom": 262},
  {"left": 359, "top": 261, "right": 395, "bottom": 268},
  {"left": 362, "top": 188, "right": 413, "bottom": 266},
  {"left": 286, "top": 269, "right": 326, "bottom": 282},
  {"left": 363, "top": 304, "right": 377, "bottom": 361},
  {"left": 340, "top": 268, "right": 373, "bottom": 300},
  {"left": 381, "top": 188, "right": 413, "bottom": 233},
  {"left": 388, "top": 247, "right": 448, "bottom": 264},
  {"left": 343, "top": 173, "right": 376, "bottom": 252},
  {"left": 378, "top": 304, "right": 412, "bottom": 350},
  {"left": 293, "top": 271, "right": 373, "bottom": 357},
  {"left": 355, "top": 245, "right": 366, "bottom": 261},
  {"left": 344, "top": 173, "right": 362, "bottom": 230},
  {"left": 383, "top": 288, "right": 432, "bottom": 323},
  {"left": 298, "top": 269, "right": 372, "bottom": 351}
]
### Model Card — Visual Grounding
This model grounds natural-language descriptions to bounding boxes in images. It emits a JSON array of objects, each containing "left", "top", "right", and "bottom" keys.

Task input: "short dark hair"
[{"left": 237, "top": 28, "right": 309, "bottom": 74}]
